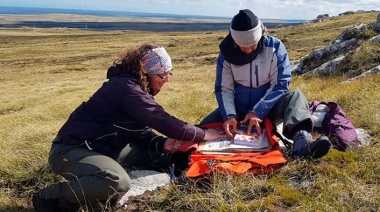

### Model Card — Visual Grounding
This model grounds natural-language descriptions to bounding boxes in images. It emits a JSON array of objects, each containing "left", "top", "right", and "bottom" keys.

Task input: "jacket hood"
[
  {"left": 106, "top": 64, "right": 158, "bottom": 96},
  {"left": 219, "top": 33, "right": 264, "bottom": 65},
  {"left": 106, "top": 64, "right": 126, "bottom": 79}
]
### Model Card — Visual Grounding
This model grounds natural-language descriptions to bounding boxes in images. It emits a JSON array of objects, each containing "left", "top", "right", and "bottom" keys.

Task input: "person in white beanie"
[{"left": 200, "top": 9, "right": 331, "bottom": 159}]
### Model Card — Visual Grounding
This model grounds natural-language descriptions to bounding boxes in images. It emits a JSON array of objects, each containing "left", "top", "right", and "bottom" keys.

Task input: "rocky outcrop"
[
  {"left": 372, "top": 13, "right": 380, "bottom": 32},
  {"left": 369, "top": 34, "right": 380, "bottom": 42},
  {"left": 309, "top": 14, "right": 329, "bottom": 23},
  {"left": 292, "top": 24, "right": 366, "bottom": 75},
  {"left": 303, "top": 56, "right": 344, "bottom": 76},
  {"left": 308, "top": 10, "right": 379, "bottom": 25},
  {"left": 292, "top": 14, "right": 380, "bottom": 78},
  {"left": 342, "top": 65, "right": 380, "bottom": 83}
]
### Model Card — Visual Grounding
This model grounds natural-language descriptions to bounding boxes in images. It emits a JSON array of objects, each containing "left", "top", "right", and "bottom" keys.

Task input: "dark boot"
[
  {"left": 32, "top": 192, "right": 60, "bottom": 212},
  {"left": 292, "top": 130, "right": 331, "bottom": 159}
]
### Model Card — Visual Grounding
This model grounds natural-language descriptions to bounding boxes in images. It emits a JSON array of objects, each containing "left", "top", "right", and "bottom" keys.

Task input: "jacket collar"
[{"left": 219, "top": 33, "right": 264, "bottom": 65}]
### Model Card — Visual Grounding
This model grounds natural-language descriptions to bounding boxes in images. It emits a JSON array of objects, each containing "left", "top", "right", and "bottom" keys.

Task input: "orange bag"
[{"left": 183, "top": 119, "right": 287, "bottom": 178}]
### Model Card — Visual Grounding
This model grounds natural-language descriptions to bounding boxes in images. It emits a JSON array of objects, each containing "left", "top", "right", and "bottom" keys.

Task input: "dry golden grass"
[{"left": 0, "top": 12, "right": 379, "bottom": 211}]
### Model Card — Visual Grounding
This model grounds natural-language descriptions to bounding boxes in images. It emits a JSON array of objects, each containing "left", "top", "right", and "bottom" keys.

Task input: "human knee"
[
  {"left": 114, "top": 173, "right": 131, "bottom": 193},
  {"left": 286, "top": 89, "right": 302, "bottom": 97},
  {"left": 106, "top": 169, "right": 131, "bottom": 193},
  {"left": 282, "top": 89, "right": 308, "bottom": 106}
]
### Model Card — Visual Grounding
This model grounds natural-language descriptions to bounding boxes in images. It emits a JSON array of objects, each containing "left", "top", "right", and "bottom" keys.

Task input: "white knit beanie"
[{"left": 230, "top": 9, "right": 263, "bottom": 47}]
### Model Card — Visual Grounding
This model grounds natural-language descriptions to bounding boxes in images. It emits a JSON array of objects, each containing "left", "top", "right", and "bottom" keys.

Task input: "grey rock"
[
  {"left": 342, "top": 65, "right": 380, "bottom": 83},
  {"left": 374, "top": 13, "right": 380, "bottom": 32},
  {"left": 117, "top": 170, "right": 171, "bottom": 207},
  {"left": 369, "top": 34, "right": 380, "bottom": 42},
  {"left": 356, "top": 128, "right": 371, "bottom": 147},
  {"left": 305, "top": 56, "right": 344, "bottom": 76},
  {"left": 316, "top": 14, "right": 329, "bottom": 19}
]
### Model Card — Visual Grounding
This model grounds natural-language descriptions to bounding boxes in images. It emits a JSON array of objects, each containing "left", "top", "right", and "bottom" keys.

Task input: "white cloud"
[{"left": 143, "top": 0, "right": 379, "bottom": 20}]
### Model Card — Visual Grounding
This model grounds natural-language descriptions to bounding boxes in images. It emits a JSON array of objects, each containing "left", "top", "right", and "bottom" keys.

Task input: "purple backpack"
[{"left": 309, "top": 101, "right": 360, "bottom": 151}]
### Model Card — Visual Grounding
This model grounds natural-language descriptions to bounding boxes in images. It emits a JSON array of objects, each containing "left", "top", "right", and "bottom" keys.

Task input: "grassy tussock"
[
  {"left": 0, "top": 12, "right": 379, "bottom": 211},
  {"left": 338, "top": 42, "right": 380, "bottom": 74}
]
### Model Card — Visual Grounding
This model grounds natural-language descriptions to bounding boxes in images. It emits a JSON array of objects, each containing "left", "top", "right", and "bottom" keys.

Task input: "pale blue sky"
[{"left": 1, "top": 0, "right": 379, "bottom": 20}]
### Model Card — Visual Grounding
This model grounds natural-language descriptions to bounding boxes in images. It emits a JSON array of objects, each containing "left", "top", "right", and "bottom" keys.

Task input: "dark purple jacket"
[{"left": 57, "top": 65, "right": 205, "bottom": 155}]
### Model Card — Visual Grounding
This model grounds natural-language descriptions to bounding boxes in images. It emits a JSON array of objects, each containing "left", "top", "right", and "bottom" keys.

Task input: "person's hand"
[
  {"left": 163, "top": 138, "right": 186, "bottom": 153},
  {"left": 223, "top": 117, "right": 238, "bottom": 138},
  {"left": 242, "top": 112, "right": 262, "bottom": 136},
  {"left": 203, "top": 128, "right": 227, "bottom": 141}
]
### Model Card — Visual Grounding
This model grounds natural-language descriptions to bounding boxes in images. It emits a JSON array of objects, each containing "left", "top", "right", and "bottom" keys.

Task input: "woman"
[
  {"left": 32, "top": 43, "right": 225, "bottom": 211},
  {"left": 200, "top": 9, "right": 330, "bottom": 159}
]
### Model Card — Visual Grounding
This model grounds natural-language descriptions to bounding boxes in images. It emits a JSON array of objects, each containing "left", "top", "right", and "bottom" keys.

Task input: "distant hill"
[{"left": 0, "top": 6, "right": 304, "bottom": 32}]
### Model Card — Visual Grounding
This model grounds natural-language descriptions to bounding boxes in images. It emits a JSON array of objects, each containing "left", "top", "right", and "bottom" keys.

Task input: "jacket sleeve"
[
  {"left": 118, "top": 79, "right": 205, "bottom": 142},
  {"left": 252, "top": 39, "right": 291, "bottom": 120},
  {"left": 140, "top": 128, "right": 167, "bottom": 153},
  {"left": 215, "top": 53, "right": 237, "bottom": 121}
]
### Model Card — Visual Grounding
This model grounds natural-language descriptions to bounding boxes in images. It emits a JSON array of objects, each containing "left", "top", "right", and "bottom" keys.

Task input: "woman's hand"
[
  {"left": 203, "top": 128, "right": 228, "bottom": 141},
  {"left": 242, "top": 112, "right": 262, "bottom": 135},
  {"left": 223, "top": 117, "right": 238, "bottom": 138},
  {"left": 163, "top": 138, "right": 186, "bottom": 153}
]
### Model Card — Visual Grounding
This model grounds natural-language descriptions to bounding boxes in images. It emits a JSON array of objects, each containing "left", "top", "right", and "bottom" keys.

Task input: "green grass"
[
  {"left": 0, "top": 12, "right": 379, "bottom": 211},
  {"left": 337, "top": 42, "right": 380, "bottom": 75}
]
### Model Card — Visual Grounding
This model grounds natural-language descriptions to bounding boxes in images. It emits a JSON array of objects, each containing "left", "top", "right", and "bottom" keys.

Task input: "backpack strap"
[
  {"left": 309, "top": 100, "right": 321, "bottom": 113},
  {"left": 263, "top": 119, "right": 293, "bottom": 150},
  {"left": 271, "top": 128, "right": 293, "bottom": 150}
]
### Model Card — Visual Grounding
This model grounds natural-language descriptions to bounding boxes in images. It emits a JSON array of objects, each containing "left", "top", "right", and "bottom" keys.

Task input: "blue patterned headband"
[{"left": 142, "top": 47, "right": 172, "bottom": 75}]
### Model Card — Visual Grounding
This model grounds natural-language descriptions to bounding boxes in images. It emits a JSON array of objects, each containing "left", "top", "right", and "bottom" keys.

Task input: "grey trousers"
[
  {"left": 38, "top": 140, "right": 167, "bottom": 208},
  {"left": 200, "top": 89, "right": 313, "bottom": 138}
]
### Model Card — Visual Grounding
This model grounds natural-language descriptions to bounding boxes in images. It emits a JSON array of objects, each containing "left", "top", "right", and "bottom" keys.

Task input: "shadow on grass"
[{"left": 0, "top": 205, "right": 34, "bottom": 212}]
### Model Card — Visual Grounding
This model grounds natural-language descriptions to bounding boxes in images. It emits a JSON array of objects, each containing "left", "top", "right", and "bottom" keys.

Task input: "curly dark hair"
[{"left": 113, "top": 43, "right": 162, "bottom": 93}]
